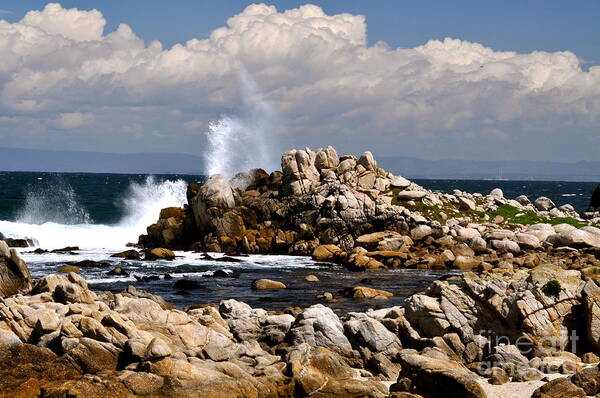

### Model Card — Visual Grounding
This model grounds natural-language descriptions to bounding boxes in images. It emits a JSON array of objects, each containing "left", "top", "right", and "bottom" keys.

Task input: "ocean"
[{"left": 0, "top": 171, "right": 596, "bottom": 311}]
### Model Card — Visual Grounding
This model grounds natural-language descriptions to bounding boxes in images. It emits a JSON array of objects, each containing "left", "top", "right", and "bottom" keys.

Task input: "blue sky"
[
  {"left": 3, "top": 0, "right": 599, "bottom": 66},
  {"left": 0, "top": 1, "right": 599, "bottom": 165}
]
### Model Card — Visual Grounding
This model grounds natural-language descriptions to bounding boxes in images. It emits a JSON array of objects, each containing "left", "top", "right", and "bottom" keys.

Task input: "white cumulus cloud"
[{"left": 0, "top": 2, "right": 599, "bottom": 163}]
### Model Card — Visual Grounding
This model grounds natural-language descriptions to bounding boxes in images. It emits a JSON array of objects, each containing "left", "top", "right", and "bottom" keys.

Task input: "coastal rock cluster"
[
  {"left": 140, "top": 147, "right": 599, "bottom": 272},
  {"left": 5, "top": 247, "right": 600, "bottom": 397}
]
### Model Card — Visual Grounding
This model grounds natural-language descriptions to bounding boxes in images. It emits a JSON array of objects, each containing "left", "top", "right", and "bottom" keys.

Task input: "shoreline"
[{"left": 1, "top": 146, "right": 599, "bottom": 397}]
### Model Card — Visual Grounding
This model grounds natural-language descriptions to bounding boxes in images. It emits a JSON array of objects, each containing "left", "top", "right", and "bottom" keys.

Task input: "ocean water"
[{"left": 0, "top": 171, "right": 596, "bottom": 311}]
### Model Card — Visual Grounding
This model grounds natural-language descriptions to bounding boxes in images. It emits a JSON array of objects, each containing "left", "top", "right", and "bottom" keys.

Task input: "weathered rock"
[
  {"left": 531, "top": 377, "right": 585, "bottom": 398},
  {"left": 0, "top": 240, "right": 32, "bottom": 298},
  {"left": 346, "top": 286, "right": 393, "bottom": 299},
  {"left": 287, "top": 344, "right": 387, "bottom": 397},
  {"left": 489, "top": 188, "right": 504, "bottom": 199},
  {"left": 554, "top": 229, "right": 600, "bottom": 249},
  {"left": 571, "top": 365, "right": 600, "bottom": 395},
  {"left": 458, "top": 197, "right": 476, "bottom": 211},
  {"left": 396, "top": 351, "right": 487, "bottom": 398},
  {"left": 344, "top": 313, "right": 402, "bottom": 355},
  {"left": 312, "top": 244, "right": 343, "bottom": 261},
  {"left": 288, "top": 304, "right": 353, "bottom": 356},
  {"left": 410, "top": 225, "right": 433, "bottom": 241},
  {"left": 251, "top": 279, "right": 287, "bottom": 290},
  {"left": 397, "top": 190, "right": 427, "bottom": 201},
  {"left": 485, "top": 367, "right": 509, "bottom": 385},
  {"left": 534, "top": 196, "right": 556, "bottom": 211},
  {"left": 145, "top": 248, "right": 175, "bottom": 260},
  {"left": 110, "top": 250, "right": 142, "bottom": 260}
]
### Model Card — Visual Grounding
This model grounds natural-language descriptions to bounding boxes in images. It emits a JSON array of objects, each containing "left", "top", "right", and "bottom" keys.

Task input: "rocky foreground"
[{"left": 4, "top": 239, "right": 600, "bottom": 397}]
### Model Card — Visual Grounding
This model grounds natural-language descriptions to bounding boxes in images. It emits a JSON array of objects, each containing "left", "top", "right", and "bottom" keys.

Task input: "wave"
[
  {"left": 16, "top": 178, "right": 91, "bottom": 224},
  {"left": 0, "top": 176, "right": 187, "bottom": 250}
]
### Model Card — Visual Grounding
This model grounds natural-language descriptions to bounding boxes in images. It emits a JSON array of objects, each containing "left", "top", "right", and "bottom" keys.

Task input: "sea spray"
[
  {"left": 119, "top": 176, "right": 188, "bottom": 232},
  {"left": 16, "top": 178, "right": 91, "bottom": 225},
  {"left": 0, "top": 176, "right": 187, "bottom": 249},
  {"left": 204, "top": 68, "right": 280, "bottom": 181}
]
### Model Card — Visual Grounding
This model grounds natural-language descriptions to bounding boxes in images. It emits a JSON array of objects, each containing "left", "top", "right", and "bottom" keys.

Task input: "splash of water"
[
  {"left": 0, "top": 176, "right": 187, "bottom": 249},
  {"left": 16, "top": 179, "right": 91, "bottom": 225},
  {"left": 119, "top": 176, "right": 188, "bottom": 231},
  {"left": 204, "top": 68, "right": 280, "bottom": 178}
]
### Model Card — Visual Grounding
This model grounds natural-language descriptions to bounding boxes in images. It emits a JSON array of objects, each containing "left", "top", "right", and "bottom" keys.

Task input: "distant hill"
[
  {"left": 378, "top": 156, "right": 600, "bottom": 182},
  {"left": 0, "top": 147, "right": 598, "bottom": 181},
  {"left": 0, "top": 147, "right": 204, "bottom": 174}
]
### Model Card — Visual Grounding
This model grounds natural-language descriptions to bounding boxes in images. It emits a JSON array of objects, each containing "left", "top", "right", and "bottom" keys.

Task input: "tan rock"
[
  {"left": 146, "top": 248, "right": 175, "bottom": 260},
  {"left": 312, "top": 244, "right": 342, "bottom": 261},
  {"left": 251, "top": 279, "right": 287, "bottom": 290},
  {"left": 453, "top": 255, "right": 480, "bottom": 270},
  {"left": 159, "top": 207, "right": 184, "bottom": 219},
  {"left": 349, "top": 286, "right": 393, "bottom": 299}
]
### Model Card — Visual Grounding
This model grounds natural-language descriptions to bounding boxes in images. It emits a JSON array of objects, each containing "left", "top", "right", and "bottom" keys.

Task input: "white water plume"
[
  {"left": 204, "top": 68, "right": 280, "bottom": 178},
  {"left": 0, "top": 176, "right": 187, "bottom": 250},
  {"left": 16, "top": 179, "right": 91, "bottom": 225}
]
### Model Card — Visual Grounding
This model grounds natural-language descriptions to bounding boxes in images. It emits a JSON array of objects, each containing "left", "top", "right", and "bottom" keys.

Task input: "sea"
[{"left": 0, "top": 171, "right": 596, "bottom": 312}]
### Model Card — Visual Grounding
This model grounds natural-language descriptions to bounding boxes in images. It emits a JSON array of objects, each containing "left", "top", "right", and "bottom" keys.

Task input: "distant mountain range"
[
  {"left": 0, "top": 147, "right": 598, "bottom": 181},
  {"left": 377, "top": 156, "right": 600, "bottom": 182},
  {"left": 0, "top": 147, "right": 204, "bottom": 175}
]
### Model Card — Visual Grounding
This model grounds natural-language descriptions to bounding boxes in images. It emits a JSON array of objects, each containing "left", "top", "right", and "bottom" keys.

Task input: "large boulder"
[
  {"left": 287, "top": 344, "right": 387, "bottom": 397},
  {"left": 534, "top": 196, "right": 556, "bottom": 212},
  {"left": 531, "top": 377, "right": 585, "bottom": 398},
  {"left": 343, "top": 313, "right": 402, "bottom": 355},
  {"left": 553, "top": 228, "right": 600, "bottom": 249},
  {"left": 394, "top": 350, "right": 487, "bottom": 398},
  {"left": 190, "top": 174, "right": 236, "bottom": 232},
  {"left": 0, "top": 240, "right": 32, "bottom": 298},
  {"left": 287, "top": 304, "right": 354, "bottom": 356}
]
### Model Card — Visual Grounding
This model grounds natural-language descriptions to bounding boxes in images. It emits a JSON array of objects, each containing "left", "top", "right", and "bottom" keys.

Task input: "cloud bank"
[{"left": 0, "top": 3, "right": 599, "bottom": 164}]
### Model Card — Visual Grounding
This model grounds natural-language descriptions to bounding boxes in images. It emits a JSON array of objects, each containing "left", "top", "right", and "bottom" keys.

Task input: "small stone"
[
  {"left": 59, "top": 265, "right": 81, "bottom": 273},
  {"left": 251, "top": 279, "right": 287, "bottom": 290},
  {"left": 486, "top": 367, "right": 509, "bottom": 385},
  {"left": 305, "top": 274, "right": 320, "bottom": 282}
]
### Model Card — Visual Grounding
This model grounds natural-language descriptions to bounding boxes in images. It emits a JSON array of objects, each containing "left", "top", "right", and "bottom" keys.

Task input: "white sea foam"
[{"left": 0, "top": 176, "right": 187, "bottom": 250}]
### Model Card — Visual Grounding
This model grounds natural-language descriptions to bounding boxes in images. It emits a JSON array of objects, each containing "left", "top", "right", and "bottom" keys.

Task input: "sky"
[{"left": 0, "top": 1, "right": 599, "bottom": 167}]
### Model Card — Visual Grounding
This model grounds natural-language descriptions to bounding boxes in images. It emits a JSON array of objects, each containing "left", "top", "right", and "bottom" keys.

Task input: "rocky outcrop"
[
  {"left": 140, "top": 147, "right": 429, "bottom": 255},
  {"left": 0, "top": 240, "right": 31, "bottom": 298},
  {"left": 140, "top": 147, "right": 599, "bottom": 270}
]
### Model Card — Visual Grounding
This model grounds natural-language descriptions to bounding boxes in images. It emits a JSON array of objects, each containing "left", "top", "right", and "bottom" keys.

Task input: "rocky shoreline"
[
  {"left": 4, "top": 244, "right": 600, "bottom": 397},
  {"left": 2, "top": 146, "right": 600, "bottom": 397}
]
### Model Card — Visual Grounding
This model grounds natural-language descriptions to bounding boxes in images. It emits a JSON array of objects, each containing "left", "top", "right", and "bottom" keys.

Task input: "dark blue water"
[
  {"left": 0, "top": 172, "right": 595, "bottom": 224},
  {"left": 0, "top": 172, "right": 204, "bottom": 224}
]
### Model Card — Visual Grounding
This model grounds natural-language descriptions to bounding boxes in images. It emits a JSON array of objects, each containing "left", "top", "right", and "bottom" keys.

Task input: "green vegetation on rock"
[
  {"left": 391, "top": 187, "right": 587, "bottom": 229},
  {"left": 541, "top": 279, "right": 562, "bottom": 297},
  {"left": 490, "top": 204, "right": 586, "bottom": 228}
]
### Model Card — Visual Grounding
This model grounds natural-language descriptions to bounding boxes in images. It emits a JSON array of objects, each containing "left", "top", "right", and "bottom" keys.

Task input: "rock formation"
[
  {"left": 0, "top": 240, "right": 32, "bottom": 298},
  {"left": 140, "top": 147, "right": 599, "bottom": 263}
]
